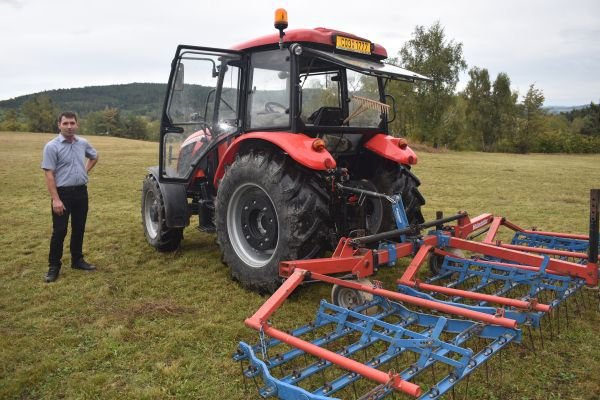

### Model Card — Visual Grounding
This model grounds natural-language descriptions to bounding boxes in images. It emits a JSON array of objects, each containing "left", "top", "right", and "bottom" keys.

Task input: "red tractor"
[{"left": 142, "top": 10, "right": 430, "bottom": 292}]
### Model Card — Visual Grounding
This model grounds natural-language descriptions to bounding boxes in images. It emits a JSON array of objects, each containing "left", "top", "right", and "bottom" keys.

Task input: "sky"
[{"left": 0, "top": 0, "right": 599, "bottom": 106}]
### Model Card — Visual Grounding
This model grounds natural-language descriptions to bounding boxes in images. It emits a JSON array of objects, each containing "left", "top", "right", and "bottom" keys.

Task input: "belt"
[{"left": 57, "top": 185, "right": 87, "bottom": 192}]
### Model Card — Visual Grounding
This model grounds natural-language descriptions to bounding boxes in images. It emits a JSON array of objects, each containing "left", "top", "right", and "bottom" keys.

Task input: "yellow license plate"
[{"left": 335, "top": 36, "right": 371, "bottom": 55}]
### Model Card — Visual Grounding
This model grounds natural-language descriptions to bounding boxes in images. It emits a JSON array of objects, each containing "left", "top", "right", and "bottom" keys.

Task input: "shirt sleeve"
[
  {"left": 41, "top": 143, "right": 57, "bottom": 170},
  {"left": 85, "top": 141, "right": 98, "bottom": 160}
]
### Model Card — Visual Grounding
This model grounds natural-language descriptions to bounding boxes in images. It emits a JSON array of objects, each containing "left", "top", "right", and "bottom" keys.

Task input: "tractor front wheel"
[
  {"left": 141, "top": 175, "right": 183, "bottom": 252},
  {"left": 216, "top": 151, "right": 328, "bottom": 293}
]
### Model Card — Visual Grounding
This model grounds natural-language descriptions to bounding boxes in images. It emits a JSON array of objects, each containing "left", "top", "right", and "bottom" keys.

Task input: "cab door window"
[
  {"left": 162, "top": 50, "right": 242, "bottom": 180},
  {"left": 247, "top": 50, "right": 291, "bottom": 130}
]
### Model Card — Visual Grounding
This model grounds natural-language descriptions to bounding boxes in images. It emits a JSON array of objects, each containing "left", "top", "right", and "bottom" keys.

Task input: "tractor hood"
[{"left": 302, "top": 47, "right": 432, "bottom": 83}]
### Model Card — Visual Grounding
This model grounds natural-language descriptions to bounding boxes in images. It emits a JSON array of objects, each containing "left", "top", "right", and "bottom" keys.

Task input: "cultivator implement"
[
  {"left": 236, "top": 271, "right": 520, "bottom": 399},
  {"left": 237, "top": 189, "right": 599, "bottom": 399}
]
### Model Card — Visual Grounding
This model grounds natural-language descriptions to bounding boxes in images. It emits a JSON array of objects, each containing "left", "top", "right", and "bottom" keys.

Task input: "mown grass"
[{"left": 0, "top": 131, "right": 598, "bottom": 399}]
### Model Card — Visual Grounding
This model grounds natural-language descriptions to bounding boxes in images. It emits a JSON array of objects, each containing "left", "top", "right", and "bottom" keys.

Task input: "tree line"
[
  {"left": 0, "top": 22, "right": 598, "bottom": 153},
  {"left": 388, "top": 22, "right": 600, "bottom": 153},
  {"left": 0, "top": 96, "right": 160, "bottom": 140}
]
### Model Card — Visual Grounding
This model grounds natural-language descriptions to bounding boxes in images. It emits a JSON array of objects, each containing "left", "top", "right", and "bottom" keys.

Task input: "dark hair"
[{"left": 57, "top": 111, "right": 78, "bottom": 123}]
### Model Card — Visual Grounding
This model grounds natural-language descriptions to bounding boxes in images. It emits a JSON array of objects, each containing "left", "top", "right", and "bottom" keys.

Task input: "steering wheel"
[
  {"left": 189, "top": 112, "right": 205, "bottom": 123},
  {"left": 264, "top": 101, "right": 287, "bottom": 114}
]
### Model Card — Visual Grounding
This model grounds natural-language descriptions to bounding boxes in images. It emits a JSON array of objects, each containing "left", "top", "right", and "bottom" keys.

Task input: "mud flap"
[{"left": 148, "top": 166, "right": 189, "bottom": 228}]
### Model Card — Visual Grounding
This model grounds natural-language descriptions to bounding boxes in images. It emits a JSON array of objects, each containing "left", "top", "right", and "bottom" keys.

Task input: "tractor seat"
[{"left": 307, "top": 107, "right": 344, "bottom": 126}]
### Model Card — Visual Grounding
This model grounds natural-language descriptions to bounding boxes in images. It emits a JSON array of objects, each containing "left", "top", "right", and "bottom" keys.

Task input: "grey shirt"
[{"left": 41, "top": 134, "right": 98, "bottom": 187}]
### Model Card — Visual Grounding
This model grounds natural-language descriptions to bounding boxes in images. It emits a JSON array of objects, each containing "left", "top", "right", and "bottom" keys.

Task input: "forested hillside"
[{"left": 0, "top": 83, "right": 166, "bottom": 118}]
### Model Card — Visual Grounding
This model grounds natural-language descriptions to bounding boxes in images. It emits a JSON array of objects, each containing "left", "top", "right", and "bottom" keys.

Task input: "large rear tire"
[
  {"left": 142, "top": 175, "right": 183, "bottom": 252},
  {"left": 372, "top": 163, "right": 426, "bottom": 231},
  {"left": 215, "top": 151, "right": 328, "bottom": 293}
]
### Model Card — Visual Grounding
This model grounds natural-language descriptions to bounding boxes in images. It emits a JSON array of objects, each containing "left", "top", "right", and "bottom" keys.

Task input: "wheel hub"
[
  {"left": 240, "top": 193, "right": 277, "bottom": 250},
  {"left": 150, "top": 202, "right": 159, "bottom": 222}
]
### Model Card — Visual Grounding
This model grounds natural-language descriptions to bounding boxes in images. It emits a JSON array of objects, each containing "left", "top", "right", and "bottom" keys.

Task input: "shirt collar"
[{"left": 58, "top": 133, "right": 79, "bottom": 143}]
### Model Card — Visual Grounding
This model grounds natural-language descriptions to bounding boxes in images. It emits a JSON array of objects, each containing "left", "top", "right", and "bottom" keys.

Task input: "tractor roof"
[{"left": 231, "top": 27, "right": 388, "bottom": 59}]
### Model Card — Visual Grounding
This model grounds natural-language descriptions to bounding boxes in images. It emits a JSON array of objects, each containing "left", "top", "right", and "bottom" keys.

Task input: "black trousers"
[{"left": 48, "top": 185, "right": 88, "bottom": 267}]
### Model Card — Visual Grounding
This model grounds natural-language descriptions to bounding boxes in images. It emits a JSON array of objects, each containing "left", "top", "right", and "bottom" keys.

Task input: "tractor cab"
[{"left": 158, "top": 24, "right": 429, "bottom": 184}]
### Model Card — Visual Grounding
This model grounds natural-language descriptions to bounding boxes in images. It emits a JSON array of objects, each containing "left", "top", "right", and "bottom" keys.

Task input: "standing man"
[{"left": 41, "top": 111, "right": 99, "bottom": 283}]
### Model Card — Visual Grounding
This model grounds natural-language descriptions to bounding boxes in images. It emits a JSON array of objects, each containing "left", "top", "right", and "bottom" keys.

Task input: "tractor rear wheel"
[
  {"left": 372, "top": 163, "right": 426, "bottom": 231},
  {"left": 142, "top": 175, "right": 183, "bottom": 252},
  {"left": 215, "top": 150, "right": 328, "bottom": 293}
]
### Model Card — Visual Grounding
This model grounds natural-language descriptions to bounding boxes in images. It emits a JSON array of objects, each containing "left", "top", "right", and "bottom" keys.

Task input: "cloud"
[
  {"left": 0, "top": 0, "right": 598, "bottom": 105},
  {"left": 0, "top": 0, "right": 24, "bottom": 8}
]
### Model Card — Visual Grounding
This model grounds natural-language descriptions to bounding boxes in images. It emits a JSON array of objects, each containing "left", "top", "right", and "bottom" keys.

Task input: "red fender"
[
  {"left": 363, "top": 134, "right": 418, "bottom": 165},
  {"left": 214, "top": 132, "right": 336, "bottom": 187}
]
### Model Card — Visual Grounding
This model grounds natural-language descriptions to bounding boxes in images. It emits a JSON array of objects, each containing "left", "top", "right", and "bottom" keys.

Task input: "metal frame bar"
[{"left": 279, "top": 212, "right": 598, "bottom": 286}]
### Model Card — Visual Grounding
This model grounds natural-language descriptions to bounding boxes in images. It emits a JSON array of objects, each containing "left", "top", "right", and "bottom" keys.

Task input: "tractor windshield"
[{"left": 300, "top": 67, "right": 382, "bottom": 128}]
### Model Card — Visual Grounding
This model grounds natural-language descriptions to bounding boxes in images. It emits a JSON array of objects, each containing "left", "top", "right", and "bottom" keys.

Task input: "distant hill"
[
  {"left": 3, "top": 83, "right": 591, "bottom": 120},
  {"left": 544, "top": 105, "right": 588, "bottom": 114},
  {"left": 0, "top": 83, "right": 167, "bottom": 119}
]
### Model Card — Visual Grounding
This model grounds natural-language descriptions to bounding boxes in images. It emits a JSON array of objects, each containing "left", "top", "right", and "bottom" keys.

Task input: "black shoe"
[
  {"left": 71, "top": 259, "right": 96, "bottom": 271},
  {"left": 45, "top": 265, "right": 60, "bottom": 283}
]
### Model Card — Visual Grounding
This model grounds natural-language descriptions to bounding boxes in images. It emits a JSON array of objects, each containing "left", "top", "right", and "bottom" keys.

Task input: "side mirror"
[{"left": 174, "top": 63, "right": 185, "bottom": 91}]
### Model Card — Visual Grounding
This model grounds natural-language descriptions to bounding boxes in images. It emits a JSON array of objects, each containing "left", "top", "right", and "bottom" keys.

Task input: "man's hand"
[
  {"left": 52, "top": 198, "right": 66, "bottom": 215},
  {"left": 86, "top": 155, "right": 98, "bottom": 173}
]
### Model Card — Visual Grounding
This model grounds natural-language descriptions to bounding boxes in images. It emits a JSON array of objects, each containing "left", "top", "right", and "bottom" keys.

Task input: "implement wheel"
[
  {"left": 216, "top": 150, "right": 328, "bottom": 293},
  {"left": 372, "top": 162, "right": 425, "bottom": 231},
  {"left": 331, "top": 278, "right": 374, "bottom": 309},
  {"left": 141, "top": 175, "right": 183, "bottom": 252}
]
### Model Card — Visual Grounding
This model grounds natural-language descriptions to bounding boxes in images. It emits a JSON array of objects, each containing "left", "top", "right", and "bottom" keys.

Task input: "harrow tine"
[
  {"left": 484, "top": 358, "right": 490, "bottom": 388},
  {"left": 239, "top": 360, "right": 248, "bottom": 394},
  {"left": 498, "top": 347, "right": 503, "bottom": 397},
  {"left": 579, "top": 289, "right": 587, "bottom": 311},
  {"left": 539, "top": 320, "right": 545, "bottom": 350},
  {"left": 547, "top": 310, "right": 554, "bottom": 340},
  {"left": 526, "top": 325, "right": 536, "bottom": 354},
  {"left": 575, "top": 289, "right": 583, "bottom": 315}
]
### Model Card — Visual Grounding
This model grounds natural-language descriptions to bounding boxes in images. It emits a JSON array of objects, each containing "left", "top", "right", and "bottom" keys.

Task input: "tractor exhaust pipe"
[{"left": 590, "top": 189, "right": 599, "bottom": 264}]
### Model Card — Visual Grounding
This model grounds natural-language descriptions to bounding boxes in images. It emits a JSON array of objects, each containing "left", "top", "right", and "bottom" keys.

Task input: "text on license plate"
[{"left": 335, "top": 36, "right": 371, "bottom": 54}]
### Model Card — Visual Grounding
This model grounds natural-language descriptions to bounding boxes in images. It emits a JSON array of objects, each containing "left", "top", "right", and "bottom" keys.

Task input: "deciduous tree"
[
  {"left": 491, "top": 73, "right": 518, "bottom": 150},
  {"left": 21, "top": 95, "right": 57, "bottom": 133},
  {"left": 517, "top": 84, "right": 546, "bottom": 153},
  {"left": 464, "top": 67, "right": 493, "bottom": 151},
  {"left": 396, "top": 21, "right": 467, "bottom": 147},
  {"left": 0, "top": 110, "right": 24, "bottom": 131}
]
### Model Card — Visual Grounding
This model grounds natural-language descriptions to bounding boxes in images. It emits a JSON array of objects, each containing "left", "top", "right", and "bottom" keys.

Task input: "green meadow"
[{"left": 1, "top": 132, "right": 598, "bottom": 399}]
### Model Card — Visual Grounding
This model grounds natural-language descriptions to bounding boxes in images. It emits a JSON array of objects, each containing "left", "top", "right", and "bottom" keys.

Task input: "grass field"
[{"left": 0, "top": 131, "right": 599, "bottom": 399}]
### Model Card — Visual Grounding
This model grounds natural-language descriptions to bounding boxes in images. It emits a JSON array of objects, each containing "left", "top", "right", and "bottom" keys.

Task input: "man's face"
[{"left": 58, "top": 117, "right": 78, "bottom": 139}]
